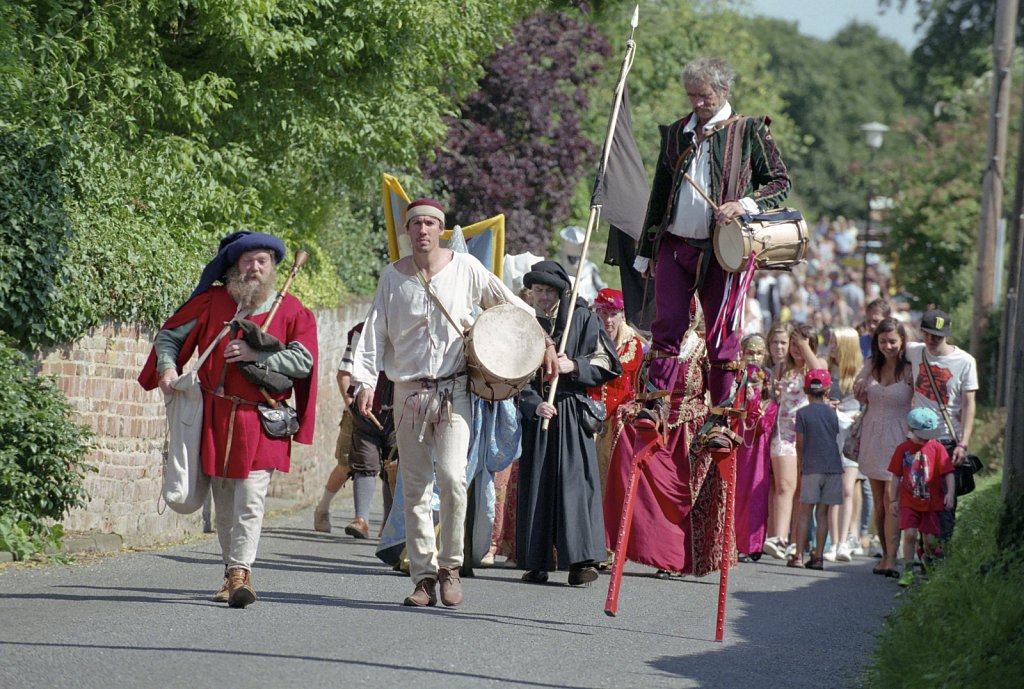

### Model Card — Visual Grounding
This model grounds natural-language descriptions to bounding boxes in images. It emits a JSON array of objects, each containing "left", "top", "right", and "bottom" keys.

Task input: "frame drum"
[
  {"left": 465, "top": 303, "right": 546, "bottom": 402},
  {"left": 714, "top": 210, "right": 809, "bottom": 273}
]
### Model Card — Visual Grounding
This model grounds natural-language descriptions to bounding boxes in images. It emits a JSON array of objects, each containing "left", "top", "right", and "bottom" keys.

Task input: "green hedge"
[
  {"left": 867, "top": 476, "right": 1024, "bottom": 688},
  {"left": 0, "top": 336, "right": 93, "bottom": 560}
]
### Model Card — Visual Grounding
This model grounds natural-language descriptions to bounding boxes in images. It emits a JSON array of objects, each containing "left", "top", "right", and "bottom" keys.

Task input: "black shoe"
[
  {"left": 567, "top": 565, "right": 599, "bottom": 587},
  {"left": 634, "top": 406, "right": 663, "bottom": 431},
  {"left": 521, "top": 570, "right": 549, "bottom": 584}
]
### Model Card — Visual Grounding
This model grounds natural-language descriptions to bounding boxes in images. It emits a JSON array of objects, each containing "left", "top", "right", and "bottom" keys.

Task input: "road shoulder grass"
[{"left": 867, "top": 475, "right": 1024, "bottom": 688}]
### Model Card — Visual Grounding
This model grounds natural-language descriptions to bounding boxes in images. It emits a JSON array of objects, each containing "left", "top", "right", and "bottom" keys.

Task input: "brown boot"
[
  {"left": 438, "top": 567, "right": 464, "bottom": 607},
  {"left": 211, "top": 570, "right": 230, "bottom": 603},
  {"left": 227, "top": 567, "right": 257, "bottom": 608},
  {"left": 403, "top": 577, "right": 437, "bottom": 607},
  {"left": 344, "top": 517, "right": 370, "bottom": 539}
]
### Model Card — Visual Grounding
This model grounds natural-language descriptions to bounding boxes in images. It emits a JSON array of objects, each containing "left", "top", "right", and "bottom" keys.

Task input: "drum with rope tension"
[
  {"left": 465, "top": 303, "right": 546, "bottom": 402},
  {"left": 714, "top": 209, "right": 809, "bottom": 273}
]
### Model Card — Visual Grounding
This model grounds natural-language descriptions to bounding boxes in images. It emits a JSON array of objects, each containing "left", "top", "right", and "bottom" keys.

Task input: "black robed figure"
[{"left": 517, "top": 261, "right": 622, "bottom": 586}]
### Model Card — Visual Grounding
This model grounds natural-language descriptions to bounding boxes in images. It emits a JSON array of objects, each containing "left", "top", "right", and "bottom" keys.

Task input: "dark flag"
[{"left": 592, "top": 87, "right": 654, "bottom": 331}]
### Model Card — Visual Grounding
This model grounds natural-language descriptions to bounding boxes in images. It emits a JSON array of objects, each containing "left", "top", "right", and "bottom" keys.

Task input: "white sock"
[
  {"left": 317, "top": 487, "right": 338, "bottom": 513},
  {"left": 353, "top": 474, "right": 375, "bottom": 522}
]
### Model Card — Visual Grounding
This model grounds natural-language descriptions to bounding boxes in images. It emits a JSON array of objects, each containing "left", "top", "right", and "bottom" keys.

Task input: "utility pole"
[
  {"left": 996, "top": 80, "right": 1024, "bottom": 407},
  {"left": 972, "top": 0, "right": 1017, "bottom": 392}
]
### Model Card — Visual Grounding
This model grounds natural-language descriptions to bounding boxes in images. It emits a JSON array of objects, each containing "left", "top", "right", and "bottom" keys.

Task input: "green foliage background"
[
  {"left": 0, "top": 337, "right": 93, "bottom": 559},
  {"left": 0, "top": 0, "right": 540, "bottom": 349},
  {"left": 868, "top": 475, "right": 1024, "bottom": 689}
]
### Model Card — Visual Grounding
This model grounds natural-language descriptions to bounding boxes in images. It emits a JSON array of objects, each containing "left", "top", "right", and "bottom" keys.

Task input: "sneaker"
[
  {"left": 897, "top": 567, "right": 915, "bottom": 588},
  {"left": 823, "top": 545, "right": 837, "bottom": 562},
  {"left": 848, "top": 534, "right": 864, "bottom": 556},
  {"left": 313, "top": 509, "right": 331, "bottom": 533},
  {"left": 762, "top": 537, "right": 787, "bottom": 560},
  {"left": 836, "top": 542, "right": 853, "bottom": 562},
  {"left": 869, "top": 536, "right": 883, "bottom": 558},
  {"left": 785, "top": 543, "right": 797, "bottom": 559}
]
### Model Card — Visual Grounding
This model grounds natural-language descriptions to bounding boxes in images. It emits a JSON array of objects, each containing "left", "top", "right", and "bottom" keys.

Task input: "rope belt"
[{"left": 411, "top": 370, "right": 465, "bottom": 386}]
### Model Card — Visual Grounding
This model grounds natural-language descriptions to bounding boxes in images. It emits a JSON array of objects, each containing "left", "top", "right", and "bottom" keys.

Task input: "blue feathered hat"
[{"left": 188, "top": 231, "right": 287, "bottom": 300}]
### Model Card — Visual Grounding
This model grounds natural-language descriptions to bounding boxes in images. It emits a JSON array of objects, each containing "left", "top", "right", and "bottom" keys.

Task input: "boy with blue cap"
[{"left": 887, "top": 407, "right": 954, "bottom": 586}]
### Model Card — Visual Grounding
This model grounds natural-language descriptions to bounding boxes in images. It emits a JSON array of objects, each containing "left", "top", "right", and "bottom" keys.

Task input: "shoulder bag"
[{"left": 921, "top": 350, "right": 982, "bottom": 496}]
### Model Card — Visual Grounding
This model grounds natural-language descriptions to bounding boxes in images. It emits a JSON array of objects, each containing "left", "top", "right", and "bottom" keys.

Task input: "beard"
[{"left": 225, "top": 263, "right": 277, "bottom": 311}]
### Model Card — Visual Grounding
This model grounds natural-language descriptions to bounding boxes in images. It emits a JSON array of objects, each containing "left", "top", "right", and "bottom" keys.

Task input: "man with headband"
[
  {"left": 351, "top": 199, "right": 553, "bottom": 608},
  {"left": 139, "top": 231, "right": 318, "bottom": 608}
]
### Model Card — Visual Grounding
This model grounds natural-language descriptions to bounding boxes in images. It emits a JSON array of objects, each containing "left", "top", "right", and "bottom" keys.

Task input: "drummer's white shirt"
[{"left": 351, "top": 252, "right": 532, "bottom": 391}]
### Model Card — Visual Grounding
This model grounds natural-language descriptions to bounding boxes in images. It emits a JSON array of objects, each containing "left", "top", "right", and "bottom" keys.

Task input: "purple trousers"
[{"left": 649, "top": 234, "right": 740, "bottom": 405}]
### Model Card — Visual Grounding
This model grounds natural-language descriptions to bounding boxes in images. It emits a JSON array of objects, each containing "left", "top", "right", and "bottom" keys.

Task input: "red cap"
[
  {"left": 593, "top": 288, "right": 624, "bottom": 312},
  {"left": 804, "top": 368, "right": 832, "bottom": 392}
]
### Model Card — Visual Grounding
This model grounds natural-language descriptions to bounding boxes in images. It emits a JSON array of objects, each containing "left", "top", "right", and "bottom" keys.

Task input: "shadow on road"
[
  {"left": 0, "top": 640, "right": 602, "bottom": 689},
  {"left": 644, "top": 561, "right": 894, "bottom": 688}
]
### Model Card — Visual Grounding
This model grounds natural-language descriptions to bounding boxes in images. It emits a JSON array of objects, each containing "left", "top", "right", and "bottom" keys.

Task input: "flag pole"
[{"left": 542, "top": 5, "right": 639, "bottom": 431}]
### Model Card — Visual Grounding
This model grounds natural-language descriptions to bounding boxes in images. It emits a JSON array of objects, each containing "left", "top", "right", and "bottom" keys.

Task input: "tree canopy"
[
  {"left": 422, "top": 10, "right": 609, "bottom": 255},
  {"left": 0, "top": 0, "right": 540, "bottom": 348}
]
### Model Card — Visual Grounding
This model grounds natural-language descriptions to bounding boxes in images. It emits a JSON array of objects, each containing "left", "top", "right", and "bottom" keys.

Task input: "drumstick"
[
  {"left": 366, "top": 410, "right": 384, "bottom": 431},
  {"left": 683, "top": 173, "right": 721, "bottom": 211}
]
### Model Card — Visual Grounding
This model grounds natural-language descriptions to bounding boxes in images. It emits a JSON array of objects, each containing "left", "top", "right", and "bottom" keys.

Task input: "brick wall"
[{"left": 34, "top": 299, "right": 370, "bottom": 548}]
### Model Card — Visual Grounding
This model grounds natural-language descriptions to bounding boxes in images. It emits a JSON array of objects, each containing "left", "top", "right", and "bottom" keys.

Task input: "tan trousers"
[
  {"left": 394, "top": 378, "right": 472, "bottom": 583},
  {"left": 211, "top": 469, "right": 273, "bottom": 571}
]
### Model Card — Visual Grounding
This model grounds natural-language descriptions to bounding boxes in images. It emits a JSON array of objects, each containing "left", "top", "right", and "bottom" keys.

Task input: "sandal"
[{"left": 805, "top": 556, "right": 824, "bottom": 571}]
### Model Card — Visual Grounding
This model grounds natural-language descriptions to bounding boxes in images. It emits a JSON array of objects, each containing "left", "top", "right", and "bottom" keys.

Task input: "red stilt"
[
  {"left": 713, "top": 381, "right": 747, "bottom": 641},
  {"left": 605, "top": 426, "right": 661, "bottom": 617},
  {"left": 714, "top": 446, "right": 738, "bottom": 641}
]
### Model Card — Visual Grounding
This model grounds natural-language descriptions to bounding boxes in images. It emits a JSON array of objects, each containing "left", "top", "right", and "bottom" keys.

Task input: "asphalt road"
[{"left": 0, "top": 497, "right": 897, "bottom": 689}]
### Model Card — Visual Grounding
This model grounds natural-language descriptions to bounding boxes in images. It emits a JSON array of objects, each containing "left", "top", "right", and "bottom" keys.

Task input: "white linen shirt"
[{"left": 351, "top": 252, "right": 532, "bottom": 390}]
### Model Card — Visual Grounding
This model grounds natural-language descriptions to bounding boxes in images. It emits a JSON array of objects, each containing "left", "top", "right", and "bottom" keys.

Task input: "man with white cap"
[{"left": 351, "top": 198, "right": 555, "bottom": 607}]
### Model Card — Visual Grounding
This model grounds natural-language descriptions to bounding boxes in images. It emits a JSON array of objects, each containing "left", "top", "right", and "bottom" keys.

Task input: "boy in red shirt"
[{"left": 887, "top": 407, "right": 954, "bottom": 587}]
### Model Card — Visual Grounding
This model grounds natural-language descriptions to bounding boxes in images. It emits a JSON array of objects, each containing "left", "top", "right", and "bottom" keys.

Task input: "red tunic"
[
  {"left": 588, "top": 336, "right": 643, "bottom": 420},
  {"left": 138, "top": 287, "right": 318, "bottom": 478}
]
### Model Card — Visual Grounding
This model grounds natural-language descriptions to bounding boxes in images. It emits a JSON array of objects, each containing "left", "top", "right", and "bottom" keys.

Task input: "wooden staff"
[
  {"left": 543, "top": 5, "right": 639, "bottom": 431},
  {"left": 256, "top": 250, "right": 309, "bottom": 408}
]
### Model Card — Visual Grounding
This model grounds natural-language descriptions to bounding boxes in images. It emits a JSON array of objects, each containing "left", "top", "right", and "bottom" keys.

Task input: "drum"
[
  {"left": 714, "top": 209, "right": 808, "bottom": 273},
  {"left": 465, "top": 303, "right": 546, "bottom": 402}
]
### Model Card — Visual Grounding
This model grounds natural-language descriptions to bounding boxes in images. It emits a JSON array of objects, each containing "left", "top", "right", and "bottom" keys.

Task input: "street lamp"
[{"left": 860, "top": 122, "right": 889, "bottom": 296}]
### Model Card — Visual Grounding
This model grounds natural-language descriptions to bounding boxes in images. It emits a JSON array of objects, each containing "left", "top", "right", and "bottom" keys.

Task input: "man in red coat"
[{"left": 139, "top": 231, "right": 318, "bottom": 608}]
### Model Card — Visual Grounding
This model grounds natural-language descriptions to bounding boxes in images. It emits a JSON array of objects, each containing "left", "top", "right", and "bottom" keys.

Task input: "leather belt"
[{"left": 202, "top": 386, "right": 260, "bottom": 406}]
